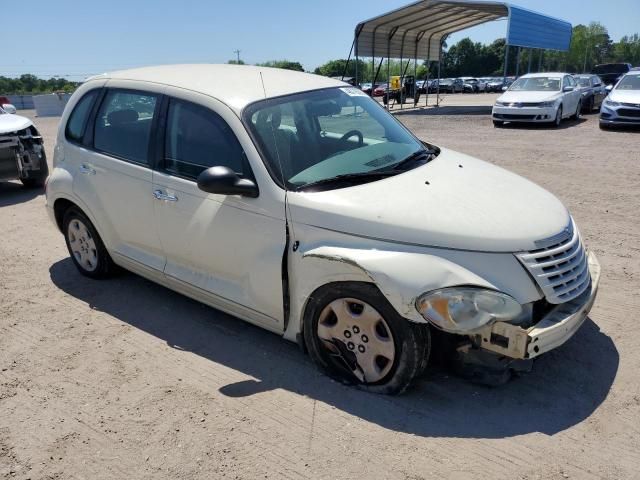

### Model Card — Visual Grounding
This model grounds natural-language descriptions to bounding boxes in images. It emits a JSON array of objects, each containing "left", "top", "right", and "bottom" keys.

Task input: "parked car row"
[{"left": 491, "top": 70, "right": 640, "bottom": 130}]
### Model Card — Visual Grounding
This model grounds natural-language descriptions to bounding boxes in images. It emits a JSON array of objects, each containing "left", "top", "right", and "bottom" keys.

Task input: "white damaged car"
[
  {"left": 46, "top": 65, "right": 600, "bottom": 394},
  {"left": 0, "top": 105, "right": 48, "bottom": 187}
]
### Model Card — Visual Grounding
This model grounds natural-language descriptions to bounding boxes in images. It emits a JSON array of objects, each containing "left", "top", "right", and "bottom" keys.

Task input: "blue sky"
[{"left": 4, "top": 0, "right": 639, "bottom": 79}]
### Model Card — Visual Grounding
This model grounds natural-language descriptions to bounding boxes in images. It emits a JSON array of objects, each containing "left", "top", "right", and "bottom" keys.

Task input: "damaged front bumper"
[
  {"left": 0, "top": 126, "right": 46, "bottom": 182},
  {"left": 476, "top": 251, "right": 601, "bottom": 360}
]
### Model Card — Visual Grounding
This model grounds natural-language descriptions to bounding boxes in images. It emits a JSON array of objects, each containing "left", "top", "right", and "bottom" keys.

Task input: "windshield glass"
[
  {"left": 509, "top": 77, "right": 561, "bottom": 91},
  {"left": 244, "top": 87, "right": 426, "bottom": 191},
  {"left": 577, "top": 77, "right": 591, "bottom": 87},
  {"left": 615, "top": 74, "right": 640, "bottom": 90}
]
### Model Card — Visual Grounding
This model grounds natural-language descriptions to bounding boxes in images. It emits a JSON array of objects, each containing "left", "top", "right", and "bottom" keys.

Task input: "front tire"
[
  {"left": 554, "top": 105, "right": 563, "bottom": 127},
  {"left": 63, "top": 207, "right": 116, "bottom": 279},
  {"left": 572, "top": 101, "right": 582, "bottom": 120},
  {"left": 20, "top": 153, "right": 49, "bottom": 188},
  {"left": 493, "top": 120, "right": 504, "bottom": 128},
  {"left": 303, "top": 282, "right": 429, "bottom": 395}
]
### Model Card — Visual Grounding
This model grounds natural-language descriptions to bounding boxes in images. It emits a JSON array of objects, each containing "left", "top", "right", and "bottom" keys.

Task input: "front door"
[
  {"left": 152, "top": 94, "right": 286, "bottom": 329},
  {"left": 71, "top": 86, "right": 165, "bottom": 271}
]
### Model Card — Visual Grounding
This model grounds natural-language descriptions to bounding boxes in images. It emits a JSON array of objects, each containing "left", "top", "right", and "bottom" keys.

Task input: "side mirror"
[
  {"left": 197, "top": 166, "right": 259, "bottom": 198},
  {"left": 2, "top": 103, "right": 17, "bottom": 114},
  {"left": 501, "top": 86, "right": 508, "bottom": 91},
  {"left": 605, "top": 85, "right": 613, "bottom": 92},
  {"left": 562, "top": 86, "right": 574, "bottom": 92}
]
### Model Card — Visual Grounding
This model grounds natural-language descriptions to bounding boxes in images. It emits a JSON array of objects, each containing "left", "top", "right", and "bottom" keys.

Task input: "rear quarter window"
[{"left": 65, "top": 90, "right": 100, "bottom": 144}]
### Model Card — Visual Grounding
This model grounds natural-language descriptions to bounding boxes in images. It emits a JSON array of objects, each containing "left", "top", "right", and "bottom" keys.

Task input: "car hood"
[
  {"left": 287, "top": 148, "right": 570, "bottom": 253},
  {"left": 0, "top": 113, "right": 33, "bottom": 134},
  {"left": 498, "top": 91, "right": 561, "bottom": 103},
  {"left": 608, "top": 89, "right": 640, "bottom": 104}
]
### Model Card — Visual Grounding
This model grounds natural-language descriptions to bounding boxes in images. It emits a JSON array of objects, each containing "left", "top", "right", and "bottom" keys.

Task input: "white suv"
[{"left": 46, "top": 65, "right": 600, "bottom": 394}]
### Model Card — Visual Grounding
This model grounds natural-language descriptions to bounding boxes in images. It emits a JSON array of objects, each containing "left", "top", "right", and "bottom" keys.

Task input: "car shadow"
[
  {"left": 498, "top": 117, "right": 588, "bottom": 130},
  {"left": 49, "top": 258, "right": 618, "bottom": 439},
  {"left": 393, "top": 105, "right": 493, "bottom": 116},
  {"left": 0, "top": 181, "right": 43, "bottom": 207}
]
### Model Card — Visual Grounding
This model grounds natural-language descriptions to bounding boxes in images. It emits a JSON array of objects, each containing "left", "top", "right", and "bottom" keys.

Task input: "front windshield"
[
  {"left": 509, "top": 77, "right": 561, "bottom": 92},
  {"left": 244, "top": 87, "right": 426, "bottom": 191},
  {"left": 615, "top": 74, "right": 640, "bottom": 90}
]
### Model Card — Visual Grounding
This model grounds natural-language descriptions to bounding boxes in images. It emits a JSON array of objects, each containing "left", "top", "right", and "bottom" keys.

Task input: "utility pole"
[{"left": 233, "top": 49, "right": 241, "bottom": 64}]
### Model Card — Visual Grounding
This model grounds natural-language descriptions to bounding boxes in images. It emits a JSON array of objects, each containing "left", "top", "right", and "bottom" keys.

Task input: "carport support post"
[
  {"left": 527, "top": 48, "right": 532, "bottom": 73},
  {"left": 503, "top": 44, "right": 510, "bottom": 84},
  {"left": 436, "top": 39, "right": 442, "bottom": 107},
  {"left": 515, "top": 47, "right": 521, "bottom": 78},
  {"left": 538, "top": 50, "right": 543, "bottom": 72}
]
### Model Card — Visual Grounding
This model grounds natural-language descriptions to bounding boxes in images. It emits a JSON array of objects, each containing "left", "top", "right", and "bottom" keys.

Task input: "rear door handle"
[
  {"left": 153, "top": 190, "right": 178, "bottom": 202},
  {"left": 79, "top": 164, "right": 96, "bottom": 175}
]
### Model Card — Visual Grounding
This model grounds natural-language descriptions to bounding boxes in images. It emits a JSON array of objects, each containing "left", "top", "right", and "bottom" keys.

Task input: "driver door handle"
[
  {"left": 153, "top": 190, "right": 178, "bottom": 202},
  {"left": 79, "top": 164, "right": 96, "bottom": 175}
]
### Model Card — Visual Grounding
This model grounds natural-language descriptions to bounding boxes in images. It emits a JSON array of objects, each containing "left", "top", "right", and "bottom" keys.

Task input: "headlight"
[
  {"left": 604, "top": 100, "right": 620, "bottom": 107},
  {"left": 539, "top": 101, "right": 556, "bottom": 107},
  {"left": 415, "top": 287, "right": 522, "bottom": 334}
]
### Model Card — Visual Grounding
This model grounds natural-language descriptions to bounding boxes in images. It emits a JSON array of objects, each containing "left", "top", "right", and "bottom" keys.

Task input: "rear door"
[
  {"left": 151, "top": 90, "right": 286, "bottom": 329},
  {"left": 71, "top": 84, "right": 165, "bottom": 271}
]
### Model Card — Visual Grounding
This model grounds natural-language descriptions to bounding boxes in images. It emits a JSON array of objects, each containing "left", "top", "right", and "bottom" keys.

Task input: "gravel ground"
[{"left": 1, "top": 109, "right": 639, "bottom": 480}]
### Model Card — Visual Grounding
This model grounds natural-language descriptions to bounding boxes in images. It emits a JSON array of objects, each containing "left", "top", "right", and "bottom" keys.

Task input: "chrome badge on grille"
[{"left": 534, "top": 222, "right": 573, "bottom": 250}]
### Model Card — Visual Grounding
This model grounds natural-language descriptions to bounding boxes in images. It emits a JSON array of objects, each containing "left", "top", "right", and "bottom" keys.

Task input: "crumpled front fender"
[{"left": 284, "top": 242, "right": 532, "bottom": 342}]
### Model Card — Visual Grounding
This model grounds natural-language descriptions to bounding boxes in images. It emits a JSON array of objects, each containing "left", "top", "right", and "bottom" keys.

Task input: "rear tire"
[
  {"left": 303, "top": 282, "right": 429, "bottom": 395},
  {"left": 63, "top": 207, "right": 116, "bottom": 279},
  {"left": 493, "top": 120, "right": 504, "bottom": 127}
]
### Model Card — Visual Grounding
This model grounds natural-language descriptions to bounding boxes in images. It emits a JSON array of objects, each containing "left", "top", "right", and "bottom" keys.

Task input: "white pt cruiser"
[{"left": 46, "top": 65, "right": 600, "bottom": 394}]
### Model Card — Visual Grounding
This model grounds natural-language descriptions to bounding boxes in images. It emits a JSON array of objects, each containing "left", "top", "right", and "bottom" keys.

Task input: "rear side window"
[
  {"left": 163, "top": 99, "right": 246, "bottom": 179},
  {"left": 65, "top": 90, "right": 99, "bottom": 144},
  {"left": 94, "top": 90, "right": 159, "bottom": 164}
]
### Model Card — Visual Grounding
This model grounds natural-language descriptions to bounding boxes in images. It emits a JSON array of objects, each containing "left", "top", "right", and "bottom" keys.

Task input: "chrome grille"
[{"left": 516, "top": 220, "right": 591, "bottom": 304}]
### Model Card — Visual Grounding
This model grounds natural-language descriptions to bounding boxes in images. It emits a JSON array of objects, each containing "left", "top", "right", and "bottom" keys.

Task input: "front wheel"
[
  {"left": 493, "top": 120, "right": 504, "bottom": 128},
  {"left": 303, "top": 283, "right": 429, "bottom": 395},
  {"left": 554, "top": 105, "right": 563, "bottom": 127},
  {"left": 572, "top": 101, "right": 582, "bottom": 120}
]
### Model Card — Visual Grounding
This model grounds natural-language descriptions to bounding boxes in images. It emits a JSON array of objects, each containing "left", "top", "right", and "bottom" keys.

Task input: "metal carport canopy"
[{"left": 355, "top": 0, "right": 572, "bottom": 61}]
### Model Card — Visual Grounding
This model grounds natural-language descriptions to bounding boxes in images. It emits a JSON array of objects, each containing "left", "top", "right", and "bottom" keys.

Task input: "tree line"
[{"left": 3, "top": 22, "right": 638, "bottom": 94}]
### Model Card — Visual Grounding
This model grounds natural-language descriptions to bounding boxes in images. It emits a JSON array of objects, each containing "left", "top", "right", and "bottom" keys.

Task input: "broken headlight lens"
[{"left": 415, "top": 287, "right": 522, "bottom": 334}]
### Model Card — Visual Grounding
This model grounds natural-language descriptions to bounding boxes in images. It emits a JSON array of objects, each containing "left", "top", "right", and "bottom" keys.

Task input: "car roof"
[
  {"left": 519, "top": 72, "right": 568, "bottom": 78},
  {"left": 86, "top": 64, "right": 346, "bottom": 114}
]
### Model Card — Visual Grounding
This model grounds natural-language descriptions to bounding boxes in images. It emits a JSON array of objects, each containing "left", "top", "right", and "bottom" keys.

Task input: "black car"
[
  {"left": 591, "top": 63, "right": 632, "bottom": 86},
  {"left": 575, "top": 74, "right": 607, "bottom": 112},
  {"left": 437, "top": 78, "right": 464, "bottom": 93}
]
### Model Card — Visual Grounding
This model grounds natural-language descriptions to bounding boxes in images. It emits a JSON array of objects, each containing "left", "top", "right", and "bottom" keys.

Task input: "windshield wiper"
[
  {"left": 295, "top": 171, "right": 398, "bottom": 192},
  {"left": 392, "top": 148, "right": 436, "bottom": 171}
]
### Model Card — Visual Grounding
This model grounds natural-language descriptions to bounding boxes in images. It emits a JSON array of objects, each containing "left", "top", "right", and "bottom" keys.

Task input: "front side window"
[
  {"left": 244, "top": 87, "right": 428, "bottom": 191},
  {"left": 163, "top": 99, "right": 247, "bottom": 179},
  {"left": 510, "top": 77, "right": 561, "bottom": 92},
  {"left": 94, "top": 90, "right": 158, "bottom": 164},
  {"left": 65, "top": 89, "right": 99, "bottom": 143}
]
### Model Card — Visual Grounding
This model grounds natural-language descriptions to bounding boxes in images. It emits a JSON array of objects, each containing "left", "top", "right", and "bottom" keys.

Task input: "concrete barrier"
[
  {"left": 32, "top": 93, "right": 71, "bottom": 117},
  {"left": 4, "top": 95, "right": 35, "bottom": 110}
]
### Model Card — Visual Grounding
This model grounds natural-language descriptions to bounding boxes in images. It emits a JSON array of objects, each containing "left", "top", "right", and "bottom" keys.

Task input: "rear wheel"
[
  {"left": 303, "top": 282, "right": 429, "bottom": 395},
  {"left": 493, "top": 120, "right": 504, "bottom": 128},
  {"left": 63, "top": 207, "right": 116, "bottom": 279}
]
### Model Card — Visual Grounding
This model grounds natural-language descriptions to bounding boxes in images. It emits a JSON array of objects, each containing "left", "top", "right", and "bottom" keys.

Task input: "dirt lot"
[{"left": 1, "top": 109, "right": 639, "bottom": 480}]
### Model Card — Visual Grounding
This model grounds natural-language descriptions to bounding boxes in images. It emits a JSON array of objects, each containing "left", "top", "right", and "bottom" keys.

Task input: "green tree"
[
  {"left": 256, "top": 60, "right": 304, "bottom": 71},
  {"left": 227, "top": 59, "right": 245, "bottom": 65}
]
